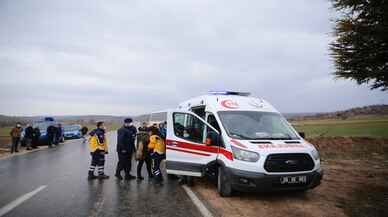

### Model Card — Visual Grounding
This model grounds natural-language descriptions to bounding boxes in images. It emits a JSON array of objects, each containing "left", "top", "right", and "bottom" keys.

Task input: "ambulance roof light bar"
[{"left": 208, "top": 91, "right": 251, "bottom": 96}]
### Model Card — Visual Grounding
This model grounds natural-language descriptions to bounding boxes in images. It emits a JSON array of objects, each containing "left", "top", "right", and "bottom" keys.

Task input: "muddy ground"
[{"left": 193, "top": 137, "right": 388, "bottom": 217}]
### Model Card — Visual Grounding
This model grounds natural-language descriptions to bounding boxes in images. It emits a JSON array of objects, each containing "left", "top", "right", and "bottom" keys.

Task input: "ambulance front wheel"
[{"left": 217, "top": 167, "right": 233, "bottom": 197}]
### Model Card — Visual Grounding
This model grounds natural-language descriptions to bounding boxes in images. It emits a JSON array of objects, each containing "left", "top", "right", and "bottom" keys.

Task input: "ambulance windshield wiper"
[{"left": 231, "top": 133, "right": 252, "bottom": 140}]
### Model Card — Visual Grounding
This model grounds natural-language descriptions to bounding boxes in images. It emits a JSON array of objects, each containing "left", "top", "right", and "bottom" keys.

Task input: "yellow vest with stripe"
[{"left": 89, "top": 134, "right": 108, "bottom": 152}]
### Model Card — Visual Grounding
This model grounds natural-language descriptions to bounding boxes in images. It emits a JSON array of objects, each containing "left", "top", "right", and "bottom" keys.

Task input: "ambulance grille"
[{"left": 264, "top": 153, "right": 314, "bottom": 172}]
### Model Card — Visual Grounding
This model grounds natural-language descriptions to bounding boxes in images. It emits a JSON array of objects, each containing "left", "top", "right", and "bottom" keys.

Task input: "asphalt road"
[{"left": 0, "top": 132, "right": 201, "bottom": 217}]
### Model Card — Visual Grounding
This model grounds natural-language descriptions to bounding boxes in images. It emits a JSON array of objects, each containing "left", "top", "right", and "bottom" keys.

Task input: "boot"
[
  {"left": 125, "top": 174, "right": 136, "bottom": 181},
  {"left": 98, "top": 174, "right": 110, "bottom": 179},
  {"left": 88, "top": 171, "right": 97, "bottom": 180},
  {"left": 115, "top": 173, "right": 123, "bottom": 180}
]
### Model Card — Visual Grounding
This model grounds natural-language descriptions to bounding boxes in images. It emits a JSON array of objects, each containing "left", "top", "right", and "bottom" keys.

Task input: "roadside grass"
[
  {"left": 0, "top": 127, "right": 12, "bottom": 147},
  {"left": 291, "top": 116, "right": 388, "bottom": 138}
]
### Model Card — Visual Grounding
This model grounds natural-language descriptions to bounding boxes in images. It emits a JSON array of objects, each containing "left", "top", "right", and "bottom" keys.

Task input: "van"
[{"left": 165, "top": 91, "right": 323, "bottom": 196}]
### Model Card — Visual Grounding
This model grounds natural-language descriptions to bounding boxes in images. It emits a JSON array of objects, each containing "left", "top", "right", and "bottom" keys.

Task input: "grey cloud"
[{"left": 0, "top": 0, "right": 387, "bottom": 116}]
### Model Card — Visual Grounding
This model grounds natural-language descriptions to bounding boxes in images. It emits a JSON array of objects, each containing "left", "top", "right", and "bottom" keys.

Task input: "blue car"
[
  {"left": 21, "top": 118, "right": 63, "bottom": 146},
  {"left": 63, "top": 124, "right": 82, "bottom": 140}
]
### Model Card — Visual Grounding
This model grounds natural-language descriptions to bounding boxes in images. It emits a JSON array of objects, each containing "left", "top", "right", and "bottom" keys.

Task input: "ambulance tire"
[
  {"left": 186, "top": 176, "right": 194, "bottom": 187},
  {"left": 217, "top": 167, "right": 233, "bottom": 197}
]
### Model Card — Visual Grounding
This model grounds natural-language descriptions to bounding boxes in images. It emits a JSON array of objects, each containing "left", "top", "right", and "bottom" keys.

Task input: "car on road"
[
  {"left": 165, "top": 91, "right": 323, "bottom": 196},
  {"left": 63, "top": 124, "right": 82, "bottom": 140},
  {"left": 21, "top": 117, "right": 64, "bottom": 146}
]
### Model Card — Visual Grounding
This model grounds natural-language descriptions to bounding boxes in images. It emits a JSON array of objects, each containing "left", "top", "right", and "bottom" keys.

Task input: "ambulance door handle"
[{"left": 170, "top": 141, "right": 178, "bottom": 147}]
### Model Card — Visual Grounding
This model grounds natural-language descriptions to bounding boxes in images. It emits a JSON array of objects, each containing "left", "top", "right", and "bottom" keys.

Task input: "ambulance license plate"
[{"left": 280, "top": 176, "right": 307, "bottom": 184}]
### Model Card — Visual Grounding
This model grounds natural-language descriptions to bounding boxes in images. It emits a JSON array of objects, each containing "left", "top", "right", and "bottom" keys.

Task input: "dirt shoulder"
[{"left": 192, "top": 137, "right": 388, "bottom": 217}]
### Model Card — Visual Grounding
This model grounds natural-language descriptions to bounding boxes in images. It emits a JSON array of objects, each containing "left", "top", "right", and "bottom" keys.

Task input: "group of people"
[
  {"left": 9, "top": 122, "right": 65, "bottom": 154},
  {"left": 10, "top": 123, "right": 41, "bottom": 153},
  {"left": 87, "top": 119, "right": 167, "bottom": 184}
]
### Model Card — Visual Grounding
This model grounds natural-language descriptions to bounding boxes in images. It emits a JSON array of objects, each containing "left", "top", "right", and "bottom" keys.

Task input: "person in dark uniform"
[
  {"left": 32, "top": 127, "right": 41, "bottom": 149},
  {"left": 46, "top": 125, "right": 56, "bottom": 148},
  {"left": 115, "top": 118, "right": 137, "bottom": 180},
  {"left": 24, "top": 124, "right": 34, "bottom": 150}
]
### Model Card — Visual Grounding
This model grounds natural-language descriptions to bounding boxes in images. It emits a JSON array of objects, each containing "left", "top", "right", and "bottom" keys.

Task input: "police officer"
[{"left": 115, "top": 118, "right": 137, "bottom": 180}]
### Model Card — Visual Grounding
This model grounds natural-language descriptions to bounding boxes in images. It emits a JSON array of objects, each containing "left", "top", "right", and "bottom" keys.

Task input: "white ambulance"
[{"left": 165, "top": 91, "right": 323, "bottom": 197}]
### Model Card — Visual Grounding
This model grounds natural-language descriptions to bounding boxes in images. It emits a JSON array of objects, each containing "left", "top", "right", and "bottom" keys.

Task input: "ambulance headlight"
[
  {"left": 231, "top": 146, "right": 260, "bottom": 162},
  {"left": 310, "top": 148, "right": 320, "bottom": 161}
]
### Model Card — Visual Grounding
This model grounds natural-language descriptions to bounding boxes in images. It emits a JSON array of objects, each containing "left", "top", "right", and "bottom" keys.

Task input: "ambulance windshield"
[{"left": 218, "top": 111, "right": 299, "bottom": 140}]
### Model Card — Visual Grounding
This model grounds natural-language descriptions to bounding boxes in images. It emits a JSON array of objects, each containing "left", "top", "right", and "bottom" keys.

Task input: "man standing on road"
[
  {"left": 24, "top": 124, "right": 34, "bottom": 150},
  {"left": 115, "top": 118, "right": 137, "bottom": 180},
  {"left": 136, "top": 124, "right": 153, "bottom": 180},
  {"left": 80, "top": 126, "right": 88, "bottom": 144},
  {"left": 9, "top": 123, "right": 22, "bottom": 153},
  {"left": 47, "top": 124, "right": 56, "bottom": 148},
  {"left": 88, "top": 121, "right": 109, "bottom": 180},
  {"left": 32, "top": 127, "right": 41, "bottom": 149}
]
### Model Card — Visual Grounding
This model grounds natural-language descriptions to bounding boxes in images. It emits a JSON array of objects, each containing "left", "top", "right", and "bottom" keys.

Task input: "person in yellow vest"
[
  {"left": 148, "top": 127, "right": 166, "bottom": 183},
  {"left": 88, "top": 121, "right": 109, "bottom": 180}
]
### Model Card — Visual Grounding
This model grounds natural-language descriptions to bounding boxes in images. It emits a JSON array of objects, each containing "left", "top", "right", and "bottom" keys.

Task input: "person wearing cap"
[
  {"left": 115, "top": 118, "right": 137, "bottom": 180},
  {"left": 9, "top": 123, "right": 23, "bottom": 153},
  {"left": 88, "top": 121, "right": 109, "bottom": 180}
]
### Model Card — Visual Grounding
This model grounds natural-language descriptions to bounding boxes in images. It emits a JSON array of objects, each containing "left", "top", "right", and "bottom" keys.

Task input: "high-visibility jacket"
[
  {"left": 148, "top": 135, "right": 165, "bottom": 154},
  {"left": 89, "top": 129, "right": 108, "bottom": 152}
]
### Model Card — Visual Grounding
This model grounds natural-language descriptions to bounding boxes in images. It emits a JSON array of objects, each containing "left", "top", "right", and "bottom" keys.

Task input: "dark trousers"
[
  {"left": 48, "top": 135, "right": 54, "bottom": 146},
  {"left": 116, "top": 152, "right": 133, "bottom": 176},
  {"left": 89, "top": 151, "right": 106, "bottom": 175},
  {"left": 151, "top": 152, "right": 166, "bottom": 181},
  {"left": 25, "top": 138, "right": 32, "bottom": 149},
  {"left": 11, "top": 137, "right": 20, "bottom": 153},
  {"left": 137, "top": 156, "right": 152, "bottom": 178}
]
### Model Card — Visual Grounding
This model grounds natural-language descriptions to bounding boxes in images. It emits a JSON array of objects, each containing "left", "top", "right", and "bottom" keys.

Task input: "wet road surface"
[{"left": 0, "top": 132, "right": 201, "bottom": 217}]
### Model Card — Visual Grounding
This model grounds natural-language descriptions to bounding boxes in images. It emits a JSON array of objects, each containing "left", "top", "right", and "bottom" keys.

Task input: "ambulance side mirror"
[{"left": 298, "top": 132, "right": 305, "bottom": 139}]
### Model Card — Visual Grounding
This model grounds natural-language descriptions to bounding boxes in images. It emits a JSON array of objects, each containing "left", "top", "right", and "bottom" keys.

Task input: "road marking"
[
  {"left": 0, "top": 185, "right": 47, "bottom": 217},
  {"left": 182, "top": 185, "right": 214, "bottom": 217}
]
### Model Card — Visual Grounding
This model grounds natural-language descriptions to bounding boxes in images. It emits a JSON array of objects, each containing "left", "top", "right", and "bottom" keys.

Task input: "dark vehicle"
[
  {"left": 21, "top": 117, "right": 63, "bottom": 146},
  {"left": 63, "top": 124, "right": 82, "bottom": 140}
]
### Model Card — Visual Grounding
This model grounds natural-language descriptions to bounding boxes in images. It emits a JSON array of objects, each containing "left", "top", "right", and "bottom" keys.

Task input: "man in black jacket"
[
  {"left": 115, "top": 118, "right": 137, "bottom": 180},
  {"left": 24, "top": 124, "right": 34, "bottom": 150}
]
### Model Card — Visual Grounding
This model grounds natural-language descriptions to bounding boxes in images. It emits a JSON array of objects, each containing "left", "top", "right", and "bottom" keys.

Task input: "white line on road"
[
  {"left": 0, "top": 185, "right": 47, "bottom": 217},
  {"left": 182, "top": 185, "right": 214, "bottom": 217}
]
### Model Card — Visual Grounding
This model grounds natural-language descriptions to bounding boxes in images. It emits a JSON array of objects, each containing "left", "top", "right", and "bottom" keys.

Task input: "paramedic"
[
  {"left": 148, "top": 127, "right": 166, "bottom": 183},
  {"left": 88, "top": 121, "right": 109, "bottom": 180}
]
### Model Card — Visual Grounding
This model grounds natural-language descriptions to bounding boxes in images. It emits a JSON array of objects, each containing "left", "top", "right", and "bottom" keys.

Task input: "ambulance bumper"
[{"left": 226, "top": 167, "right": 323, "bottom": 192}]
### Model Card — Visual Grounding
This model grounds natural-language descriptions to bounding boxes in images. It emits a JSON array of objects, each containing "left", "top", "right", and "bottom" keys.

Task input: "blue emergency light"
[{"left": 208, "top": 91, "right": 251, "bottom": 96}]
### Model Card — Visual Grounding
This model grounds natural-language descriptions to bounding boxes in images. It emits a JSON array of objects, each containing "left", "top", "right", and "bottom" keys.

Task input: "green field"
[{"left": 291, "top": 116, "right": 388, "bottom": 138}]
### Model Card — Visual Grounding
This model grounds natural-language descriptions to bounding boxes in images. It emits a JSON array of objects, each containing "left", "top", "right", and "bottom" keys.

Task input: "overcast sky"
[{"left": 0, "top": 0, "right": 387, "bottom": 116}]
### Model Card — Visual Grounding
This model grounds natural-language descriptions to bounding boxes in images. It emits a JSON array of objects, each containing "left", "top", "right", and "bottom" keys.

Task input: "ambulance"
[{"left": 165, "top": 91, "right": 323, "bottom": 196}]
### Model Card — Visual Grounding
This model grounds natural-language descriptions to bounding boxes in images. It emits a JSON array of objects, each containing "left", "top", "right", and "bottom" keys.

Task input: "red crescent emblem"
[{"left": 221, "top": 100, "right": 239, "bottom": 109}]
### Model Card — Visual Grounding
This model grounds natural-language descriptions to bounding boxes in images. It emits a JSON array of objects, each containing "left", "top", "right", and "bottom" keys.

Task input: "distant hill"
[
  {"left": 1, "top": 104, "right": 387, "bottom": 127},
  {"left": 289, "top": 104, "right": 388, "bottom": 121}
]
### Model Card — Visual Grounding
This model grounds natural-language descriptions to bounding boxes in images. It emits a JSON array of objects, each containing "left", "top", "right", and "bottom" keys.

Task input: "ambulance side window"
[
  {"left": 173, "top": 113, "right": 205, "bottom": 144},
  {"left": 206, "top": 114, "right": 223, "bottom": 147}
]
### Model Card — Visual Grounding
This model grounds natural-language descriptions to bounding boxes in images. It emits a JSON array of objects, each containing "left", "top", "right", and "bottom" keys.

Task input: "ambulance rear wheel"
[{"left": 217, "top": 167, "right": 233, "bottom": 197}]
